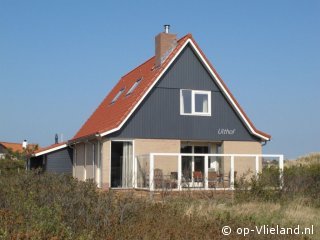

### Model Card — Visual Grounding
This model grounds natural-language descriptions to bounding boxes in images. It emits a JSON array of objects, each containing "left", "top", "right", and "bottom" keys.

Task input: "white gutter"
[{"left": 34, "top": 144, "right": 68, "bottom": 157}]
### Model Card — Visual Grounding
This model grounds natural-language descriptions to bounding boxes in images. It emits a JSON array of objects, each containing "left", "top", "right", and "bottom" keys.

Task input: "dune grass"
[{"left": 0, "top": 154, "right": 319, "bottom": 239}]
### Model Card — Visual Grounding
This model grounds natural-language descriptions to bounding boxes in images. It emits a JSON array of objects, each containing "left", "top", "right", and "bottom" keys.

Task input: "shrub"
[
  {"left": 0, "top": 158, "right": 25, "bottom": 173},
  {"left": 1, "top": 162, "right": 318, "bottom": 239},
  {"left": 235, "top": 161, "right": 320, "bottom": 207}
]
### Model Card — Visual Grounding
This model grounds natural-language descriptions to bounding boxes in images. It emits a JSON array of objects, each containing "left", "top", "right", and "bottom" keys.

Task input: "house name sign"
[{"left": 218, "top": 128, "right": 236, "bottom": 135}]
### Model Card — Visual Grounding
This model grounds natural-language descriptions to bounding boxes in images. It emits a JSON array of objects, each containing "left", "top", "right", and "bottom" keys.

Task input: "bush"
[
  {"left": 2, "top": 157, "right": 319, "bottom": 239},
  {"left": 0, "top": 158, "right": 25, "bottom": 173},
  {"left": 235, "top": 162, "right": 320, "bottom": 207},
  {"left": 1, "top": 171, "right": 307, "bottom": 239}
]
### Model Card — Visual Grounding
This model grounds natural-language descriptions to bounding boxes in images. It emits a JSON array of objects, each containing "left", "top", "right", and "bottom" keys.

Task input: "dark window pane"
[
  {"left": 194, "top": 146, "right": 209, "bottom": 153},
  {"left": 181, "top": 146, "right": 192, "bottom": 153},
  {"left": 195, "top": 93, "right": 208, "bottom": 113}
]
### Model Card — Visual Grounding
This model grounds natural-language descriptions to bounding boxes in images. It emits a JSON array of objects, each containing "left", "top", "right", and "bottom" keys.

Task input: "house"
[
  {"left": 0, "top": 141, "right": 38, "bottom": 159},
  {"left": 30, "top": 142, "right": 73, "bottom": 174},
  {"left": 66, "top": 26, "right": 282, "bottom": 190}
]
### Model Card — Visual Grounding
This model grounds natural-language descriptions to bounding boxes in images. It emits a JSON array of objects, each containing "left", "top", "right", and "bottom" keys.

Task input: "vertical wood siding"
[
  {"left": 46, "top": 148, "right": 73, "bottom": 174},
  {"left": 110, "top": 45, "right": 258, "bottom": 142}
]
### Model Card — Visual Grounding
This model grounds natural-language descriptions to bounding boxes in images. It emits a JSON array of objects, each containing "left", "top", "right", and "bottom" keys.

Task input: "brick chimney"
[{"left": 155, "top": 25, "right": 177, "bottom": 68}]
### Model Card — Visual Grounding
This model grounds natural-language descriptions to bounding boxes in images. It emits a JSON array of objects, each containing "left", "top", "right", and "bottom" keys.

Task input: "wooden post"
[
  {"left": 178, "top": 154, "right": 182, "bottom": 190},
  {"left": 230, "top": 155, "right": 235, "bottom": 190},
  {"left": 204, "top": 155, "right": 208, "bottom": 190},
  {"left": 133, "top": 157, "right": 137, "bottom": 188},
  {"left": 279, "top": 155, "right": 284, "bottom": 189},
  {"left": 149, "top": 154, "right": 154, "bottom": 191},
  {"left": 255, "top": 155, "right": 259, "bottom": 178}
]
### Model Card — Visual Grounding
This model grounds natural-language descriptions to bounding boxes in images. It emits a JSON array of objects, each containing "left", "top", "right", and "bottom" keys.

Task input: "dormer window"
[
  {"left": 126, "top": 78, "right": 142, "bottom": 95},
  {"left": 180, "top": 89, "right": 211, "bottom": 116},
  {"left": 111, "top": 88, "right": 125, "bottom": 104}
]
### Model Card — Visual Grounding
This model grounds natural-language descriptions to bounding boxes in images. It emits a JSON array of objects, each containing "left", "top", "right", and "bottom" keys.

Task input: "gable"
[
  {"left": 110, "top": 45, "right": 259, "bottom": 141},
  {"left": 158, "top": 45, "right": 220, "bottom": 91},
  {"left": 71, "top": 34, "right": 270, "bottom": 143}
]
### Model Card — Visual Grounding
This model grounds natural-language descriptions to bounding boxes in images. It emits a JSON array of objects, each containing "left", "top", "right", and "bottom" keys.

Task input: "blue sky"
[{"left": 0, "top": 1, "right": 319, "bottom": 159}]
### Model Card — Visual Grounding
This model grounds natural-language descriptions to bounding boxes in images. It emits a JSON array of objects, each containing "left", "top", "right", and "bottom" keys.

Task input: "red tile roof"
[
  {"left": 0, "top": 142, "right": 38, "bottom": 153},
  {"left": 71, "top": 34, "right": 270, "bottom": 141}
]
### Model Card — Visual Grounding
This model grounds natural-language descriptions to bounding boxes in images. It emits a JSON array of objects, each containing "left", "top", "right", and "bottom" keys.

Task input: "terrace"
[{"left": 134, "top": 153, "right": 284, "bottom": 191}]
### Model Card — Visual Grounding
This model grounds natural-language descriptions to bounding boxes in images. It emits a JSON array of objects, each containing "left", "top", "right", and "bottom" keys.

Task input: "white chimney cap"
[
  {"left": 164, "top": 24, "right": 170, "bottom": 34},
  {"left": 22, "top": 140, "right": 28, "bottom": 149}
]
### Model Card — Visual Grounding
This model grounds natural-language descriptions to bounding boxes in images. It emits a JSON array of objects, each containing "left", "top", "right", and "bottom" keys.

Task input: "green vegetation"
[
  {"left": 0, "top": 144, "right": 38, "bottom": 173},
  {"left": 0, "top": 154, "right": 319, "bottom": 239},
  {"left": 0, "top": 158, "right": 24, "bottom": 173},
  {"left": 236, "top": 161, "right": 320, "bottom": 207}
]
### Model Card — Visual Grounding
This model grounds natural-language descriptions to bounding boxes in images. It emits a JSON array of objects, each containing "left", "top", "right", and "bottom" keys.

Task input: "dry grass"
[
  {"left": 180, "top": 198, "right": 319, "bottom": 240},
  {"left": 1, "top": 154, "right": 319, "bottom": 239},
  {"left": 285, "top": 153, "right": 320, "bottom": 166}
]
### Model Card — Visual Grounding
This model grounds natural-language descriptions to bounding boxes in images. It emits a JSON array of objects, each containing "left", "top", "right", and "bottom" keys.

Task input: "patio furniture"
[
  {"left": 193, "top": 171, "right": 203, "bottom": 182},
  {"left": 208, "top": 171, "right": 218, "bottom": 188},
  {"left": 154, "top": 168, "right": 163, "bottom": 189},
  {"left": 193, "top": 171, "right": 204, "bottom": 187}
]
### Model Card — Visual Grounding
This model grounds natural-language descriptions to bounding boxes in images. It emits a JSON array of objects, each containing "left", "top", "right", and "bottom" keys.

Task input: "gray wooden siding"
[
  {"left": 111, "top": 45, "right": 259, "bottom": 142},
  {"left": 46, "top": 148, "right": 73, "bottom": 174}
]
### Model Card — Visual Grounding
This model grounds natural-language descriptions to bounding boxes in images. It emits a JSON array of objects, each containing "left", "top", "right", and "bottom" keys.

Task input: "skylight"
[
  {"left": 126, "top": 78, "right": 142, "bottom": 95},
  {"left": 111, "top": 88, "right": 125, "bottom": 104}
]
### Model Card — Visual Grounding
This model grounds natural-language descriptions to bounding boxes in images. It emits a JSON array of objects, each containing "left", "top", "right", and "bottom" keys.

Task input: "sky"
[{"left": 0, "top": 1, "right": 319, "bottom": 159}]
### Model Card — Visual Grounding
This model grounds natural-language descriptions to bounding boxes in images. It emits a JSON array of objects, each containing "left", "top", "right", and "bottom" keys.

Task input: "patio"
[{"left": 134, "top": 153, "right": 284, "bottom": 191}]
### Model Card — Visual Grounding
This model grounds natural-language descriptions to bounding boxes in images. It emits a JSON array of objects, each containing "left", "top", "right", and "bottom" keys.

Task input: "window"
[
  {"left": 111, "top": 88, "right": 125, "bottom": 104},
  {"left": 180, "top": 89, "right": 211, "bottom": 116},
  {"left": 126, "top": 78, "right": 142, "bottom": 95}
]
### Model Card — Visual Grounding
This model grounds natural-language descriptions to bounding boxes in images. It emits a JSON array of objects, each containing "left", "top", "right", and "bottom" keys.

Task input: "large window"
[{"left": 180, "top": 89, "right": 211, "bottom": 116}]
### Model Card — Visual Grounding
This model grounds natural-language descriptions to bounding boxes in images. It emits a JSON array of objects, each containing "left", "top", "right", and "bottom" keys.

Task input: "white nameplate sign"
[{"left": 218, "top": 128, "right": 236, "bottom": 135}]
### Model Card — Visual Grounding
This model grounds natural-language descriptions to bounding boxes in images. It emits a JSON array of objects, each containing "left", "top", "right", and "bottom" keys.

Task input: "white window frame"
[{"left": 180, "top": 89, "right": 211, "bottom": 116}]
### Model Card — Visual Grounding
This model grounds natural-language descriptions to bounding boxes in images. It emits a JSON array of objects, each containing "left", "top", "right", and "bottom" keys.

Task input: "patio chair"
[
  {"left": 208, "top": 171, "right": 218, "bottom": 188},
  {"left": 193, "top": 171, "right": 203, "bottom": 187},
  {"left": 154, "top": 168, "right": 163, "bottom": 189},
  {"left": 169, "top": 172, "right": 178, "bottom": 188}
]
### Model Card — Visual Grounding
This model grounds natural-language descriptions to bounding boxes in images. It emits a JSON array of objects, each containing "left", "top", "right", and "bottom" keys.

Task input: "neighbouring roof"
[
  {"left": 71, "top": 34, "right": 270, "bottom": 142},
  {"left": 33, "top": 142, "right": 68, "bottom": 157},
  {"left": 0, "top": 142, "right": 38, "bottom": 153}
]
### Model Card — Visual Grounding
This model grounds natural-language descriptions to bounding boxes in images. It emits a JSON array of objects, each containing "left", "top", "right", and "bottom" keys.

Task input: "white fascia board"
[
  {"left": 100, "top": 39, "right": 269, "bottom": 141},
  {"left": 100, "top": 39, "right": 191, "bottom": 137},
  {"left": 34, "top": 144, "right": 68, "bottom": 157},
  {"left": 186, "top": 39, "right": 269, "bottom": 141}
]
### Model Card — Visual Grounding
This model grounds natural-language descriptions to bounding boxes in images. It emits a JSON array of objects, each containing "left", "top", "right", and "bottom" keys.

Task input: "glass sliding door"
[
  {"left": 122, "top": 142, "right": 133, "bottom": 188},
  {"left": 194, "top": 146, "right": 209, "bottom": 173},
  {"left": 181, "top": 143, "right": 210, "bottom": 187},
  {"left": 111, "top": 141, "right": 133, "bottom": 188},
  {"left": 181, "top": 145, "right": 192, "bottom": 181}
]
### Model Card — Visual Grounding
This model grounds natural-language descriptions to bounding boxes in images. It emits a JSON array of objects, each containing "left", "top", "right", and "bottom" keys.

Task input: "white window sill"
[{"left": 180, "top": 113, "right": 211, "bottom": 117}]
